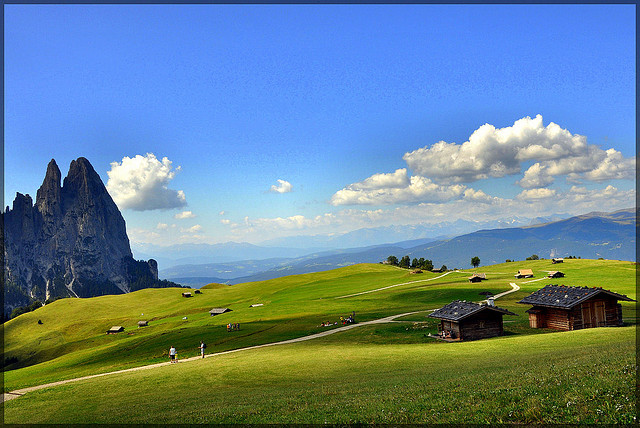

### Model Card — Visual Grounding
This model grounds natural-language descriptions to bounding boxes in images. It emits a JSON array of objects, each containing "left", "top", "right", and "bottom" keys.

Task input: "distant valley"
[{"left": 157, "top": 208, "right": 635, "bottom": 287}]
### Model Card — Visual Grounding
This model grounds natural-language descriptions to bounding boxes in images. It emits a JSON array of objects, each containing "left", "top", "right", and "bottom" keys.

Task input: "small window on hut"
[{"left": 479, "top": 321, "right": 485, "bottom": 328}]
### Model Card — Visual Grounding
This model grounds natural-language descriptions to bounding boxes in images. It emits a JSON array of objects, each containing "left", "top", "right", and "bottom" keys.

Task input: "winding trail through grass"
[
  {"left": 2, "top": 278, "right": 522, "bottom": 403},
  {"left": 335, "top": 270, "right": 466, "bottom": 299}
]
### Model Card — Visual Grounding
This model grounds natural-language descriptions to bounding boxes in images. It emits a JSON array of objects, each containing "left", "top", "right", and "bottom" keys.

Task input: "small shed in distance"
[
  {"left": 182, "top": 292, "right": 192, "bottom": 298},
  {"left": 552, "top": 258, "right": 564, "bottom": 264},
  {"left": 194, "top": 289, "right": 202, "bottom": 294},
  {"left": 429, "top": 300, "right": 517, "bottom": 341},
  {"left": 515, "top": 269, "right": 534, "bottom": 279},
  {"left": 106, "top": 326, "right": 124, "bottom": 334},
  {"left": 547, "top": 271, "right": 565, "bottom": 278},
  {"left": 517, "top": 284, "right": 635, "bottom": 330},
  {"left": 209, "top": 307, "right": 232, "bottom": 316},
  {"left": 468, "top": 273, "right": 487, "bottom": 283},
  {"left": 138, "top": 321, "right": 148, "bottom": 327}
]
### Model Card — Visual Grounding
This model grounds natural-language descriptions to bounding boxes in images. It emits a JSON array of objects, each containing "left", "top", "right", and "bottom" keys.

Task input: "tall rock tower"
[{"left": 3, "top": 157, "right": 166, "bottom": 317}]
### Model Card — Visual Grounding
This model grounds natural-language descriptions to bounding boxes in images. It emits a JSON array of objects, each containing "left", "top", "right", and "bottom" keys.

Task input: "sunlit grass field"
[{"left": 2, "top": 258, "right": 636, "bottom": 423}]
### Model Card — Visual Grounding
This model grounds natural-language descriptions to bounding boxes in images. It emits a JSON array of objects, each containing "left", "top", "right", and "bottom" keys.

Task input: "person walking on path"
[
  {"left": 199, "top": 341, "right": 206, "bottom": 358},
  {"left": 169, "top": 346, "right": 177, "bottom": 363}
]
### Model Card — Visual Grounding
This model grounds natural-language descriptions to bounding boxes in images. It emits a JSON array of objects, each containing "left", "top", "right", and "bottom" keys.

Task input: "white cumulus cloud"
[
  {"left": 270, "top": 179, "right": 293, "bottom": 193},
  {"left": 106, "top": 153, "right": 186, "bottom": 211},
  {"left": 180, "top": 224, "right": 203, "bottom": 233},
  {"left": 174, "top": 210, "right": 196, "bottom": 219},
  {"left": 517, "top": 188, "right": 558, "bottom": 201},
  {"left": 401, "top": 115, "right": 634, "bottom": 186},
  {"left": 331, "top": 169, "right": 466, "bottom": 206},
  {"left": 518, "top": 163, "right": 555, "bottom": 189}
]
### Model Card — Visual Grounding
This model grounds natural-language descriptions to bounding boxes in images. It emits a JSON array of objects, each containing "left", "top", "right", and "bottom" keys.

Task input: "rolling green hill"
[{"left": 2, "top": 259, "right": 636, "bottom": 423}]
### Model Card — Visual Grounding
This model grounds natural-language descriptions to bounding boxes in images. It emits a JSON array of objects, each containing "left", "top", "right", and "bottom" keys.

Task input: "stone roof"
[
  {"left": 429, "top": 300, "right": 517, "bottom": 322},
  {"left": 517, "top": 284, "right": 635, "bottom": 309},
  {"left": 209, "top": 307, "right": 232, "bottom": 314}
]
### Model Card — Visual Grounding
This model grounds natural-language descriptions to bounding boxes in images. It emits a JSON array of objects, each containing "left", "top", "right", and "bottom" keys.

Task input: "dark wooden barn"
[
  {"left": 547, "top": 271, "right": 565, "bottom": 278},
  {"left": 182, "top": 292, "right": 192, "bottom": 298},
  {"left": 551, "top": 258, "right": 564, "bottom": 264},
  {"left": 517, "top": 285, "right": 635, "bottom": 330},
  {"left": 429, "top": 300, "right": 517, "bottom": 341},
  {"left": 138, "top": 320, "right": 148, "bottom": 327},
  {"left": 106, "top": 326, "right": 124, "bottom": 334}
]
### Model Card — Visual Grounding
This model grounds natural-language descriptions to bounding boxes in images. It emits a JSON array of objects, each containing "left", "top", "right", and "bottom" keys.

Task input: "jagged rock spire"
[{"left": 36, "top": 159, "right": 62, "bottom": 219}]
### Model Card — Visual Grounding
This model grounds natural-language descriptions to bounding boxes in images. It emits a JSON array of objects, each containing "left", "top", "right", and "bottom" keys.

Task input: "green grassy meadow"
[{"left": 2, "top": 259, "right": 637, "bottom": 423}]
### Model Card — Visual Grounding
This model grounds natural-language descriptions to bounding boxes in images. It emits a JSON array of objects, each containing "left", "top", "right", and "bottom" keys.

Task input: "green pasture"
[
  {"left": 3, "top": 326, "right": 635, "bottom": 424},
  {"left": 3, "top": 259, "right": 636, "bottom": 402}
]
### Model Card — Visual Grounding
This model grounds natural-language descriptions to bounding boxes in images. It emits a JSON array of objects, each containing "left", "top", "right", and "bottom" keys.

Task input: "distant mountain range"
[
  {"left": 160, "top": 208, "right": 635, "bottom": 287},
  {"left": 140, "top": 214, "right": 570, "bottom": 270}
]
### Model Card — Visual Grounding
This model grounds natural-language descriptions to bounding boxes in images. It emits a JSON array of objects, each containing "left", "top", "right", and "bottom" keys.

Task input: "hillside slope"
[{"left": 4, "top": 258, "right": 635, "bottom": 395}]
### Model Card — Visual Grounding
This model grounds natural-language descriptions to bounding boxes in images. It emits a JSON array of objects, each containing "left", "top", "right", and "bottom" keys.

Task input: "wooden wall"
[
  {"left": 459, "top": 311, "right": 504, "bottom": 341},
  {"left": 529, "top": 297, "right": 624, "bottom": 331},
  {"left": 440, "top": 320, "right": 461, "bottom": 339}
]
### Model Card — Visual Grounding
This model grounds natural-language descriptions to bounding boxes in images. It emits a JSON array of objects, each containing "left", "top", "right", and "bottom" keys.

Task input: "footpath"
[{"left": 3, "top": 278, "right": 522, "bottom": 403}]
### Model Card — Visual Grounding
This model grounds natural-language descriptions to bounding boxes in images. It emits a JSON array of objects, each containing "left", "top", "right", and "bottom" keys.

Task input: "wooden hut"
[
  {"left": 182, "top": 292, "right": 192, "bottom": 298},
  {"left": 428, "top": 300, "right": 517, "bottom": 341},
  {"left": 551, "top": 258, "right": 564, "bottom": 264},
  {"left": 468, "top": 273, "right": 487, "bottom": 283},
  {"left": 517, "top": 285, "right": 635, "bottom": 330},
  {"left": 138, "top": 321, "right": 148, "bottom": 327},
  {"left": 194, "top": 289, "right": 202, "bottom": 294},
  {"left": 106, "top": 326, "right": 124, "bottom": 334},
  {"left": 547, "top": 271, "right": 565, "bottom": 278},
  {"left": 515, "top": 269, "right": 534, "bottom": 279},
  {"left": 209, "top": 307, "right": 232, "bottom": 316}
]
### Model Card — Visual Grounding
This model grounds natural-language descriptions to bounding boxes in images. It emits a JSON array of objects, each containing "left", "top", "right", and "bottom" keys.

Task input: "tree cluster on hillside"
[
  {"left": 386, "top": 255, "right": 435, "bottom": 271},
  {"left": 526, "top": 254, "right": 539, "bottom": 260},
  {"left": 9, "top": 300, "right": 44, "bottom": 319},
  {"left": 471, "top": 256, "right": 480, "bottom": 268}
]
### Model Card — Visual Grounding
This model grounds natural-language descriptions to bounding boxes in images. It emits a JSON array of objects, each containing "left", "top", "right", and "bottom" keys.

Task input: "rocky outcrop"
[{"left": 2, "top": 157, "right": 173, "bottom": 317}]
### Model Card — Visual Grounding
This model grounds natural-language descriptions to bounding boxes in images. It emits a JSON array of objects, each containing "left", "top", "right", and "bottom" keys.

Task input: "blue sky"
[{"left": 4, "top": 4, "right": 636, "bottom": 247}]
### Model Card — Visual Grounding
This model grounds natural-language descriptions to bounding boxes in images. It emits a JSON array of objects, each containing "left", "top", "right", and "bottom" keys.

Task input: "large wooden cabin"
[
  {"left": 517, "top": 285, "right": 634, "bottom": 331},
  {"left": 429, "top": 300, "right": 517, "bottom": 341}
]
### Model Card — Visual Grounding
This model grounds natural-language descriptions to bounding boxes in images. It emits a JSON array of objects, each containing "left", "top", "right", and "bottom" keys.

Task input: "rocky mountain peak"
[
  {"left": 3, "top": 157, "right": 175, "bottom": 318},
  {"left": 36, "top": 159, "right": 62, "bottom": 219}
]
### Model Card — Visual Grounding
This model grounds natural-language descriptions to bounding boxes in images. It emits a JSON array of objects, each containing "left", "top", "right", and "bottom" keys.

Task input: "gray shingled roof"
[
  {"left": 517, "top": 284, "right": 635, "bottom": 309},
  {"left": 209, "top": 307, "right": 232, "bottom": 314},
  {"left": 428, "top": 300, "right": 517, "bottom": 321}
]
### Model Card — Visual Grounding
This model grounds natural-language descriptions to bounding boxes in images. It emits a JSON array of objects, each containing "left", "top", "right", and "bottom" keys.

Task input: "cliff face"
[{"left": 3, "top": 157, "right": 162, "bottom": 316}]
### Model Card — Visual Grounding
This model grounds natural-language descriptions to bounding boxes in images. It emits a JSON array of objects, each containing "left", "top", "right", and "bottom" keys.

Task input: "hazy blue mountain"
[
  {"left": 401, "top": 208, "right": 636, "bottom": 268},
  {"left": 133, "top": 242, "right": 327, "bottom": 268},
  {"left": 146, "top": 214, "right": 571, "bottom": 270},
  {"left": 257, "top": 217, "right": 553, "bottom": 249}
]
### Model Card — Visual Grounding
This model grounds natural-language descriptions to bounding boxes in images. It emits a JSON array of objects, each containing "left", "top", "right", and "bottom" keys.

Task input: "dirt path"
[
  {"left": 3, "top": 279, "right": 521, "bottom": 403},
  {"left": 335, "top": 270, "right": 467, "bottom": 299},
  {"left": 2, "top": 310, "right": 426, "bottom": 402}
]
